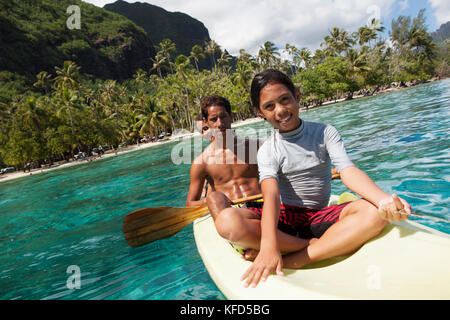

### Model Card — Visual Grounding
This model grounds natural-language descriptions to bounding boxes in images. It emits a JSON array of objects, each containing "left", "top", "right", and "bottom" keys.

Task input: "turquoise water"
[{"left": 0, "top": 79, "right": 449, "bottom": 300}]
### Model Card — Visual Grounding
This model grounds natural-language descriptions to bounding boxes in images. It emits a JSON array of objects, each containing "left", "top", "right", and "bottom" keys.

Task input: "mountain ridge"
[
  {"left": 104, "top": 0, "right": 216, "bottom": 69},
  {"left": 431, "top": 21, "right": 450, "bottom": 43},
  {"left": 0, "top": 0, "right": 156, "bottom": 81}
]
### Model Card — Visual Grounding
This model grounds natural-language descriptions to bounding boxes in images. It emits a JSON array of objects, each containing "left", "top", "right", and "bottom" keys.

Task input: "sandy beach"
[{"left": 0, "top": 117, "right": 264, "bottom": 183}]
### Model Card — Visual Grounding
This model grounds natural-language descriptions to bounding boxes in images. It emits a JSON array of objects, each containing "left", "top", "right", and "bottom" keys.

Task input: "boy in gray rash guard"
[
  {"left": 236, "top": 69, "right": 412, "bottom": 288},
  {"left": 258, "top": 120, "right": 354, "bottom": 210}
]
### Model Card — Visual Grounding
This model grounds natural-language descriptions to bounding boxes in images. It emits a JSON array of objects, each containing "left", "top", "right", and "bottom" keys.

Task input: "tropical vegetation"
[{"left": 0, "top": 8, "right": 448, "bottom": 169}]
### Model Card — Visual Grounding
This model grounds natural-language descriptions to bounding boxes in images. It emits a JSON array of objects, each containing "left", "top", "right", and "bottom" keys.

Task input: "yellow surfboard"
[{"left": 193, "top": 196, "right": 450, "bottom": 300}]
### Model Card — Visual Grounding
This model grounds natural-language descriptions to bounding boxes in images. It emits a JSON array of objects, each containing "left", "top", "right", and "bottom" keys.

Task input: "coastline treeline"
[{"left": 0, "top": 9, "right": 449, "bottom": 169}]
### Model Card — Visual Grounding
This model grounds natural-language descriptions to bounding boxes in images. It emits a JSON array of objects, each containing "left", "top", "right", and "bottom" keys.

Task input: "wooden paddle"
[{"left": 123, "top": 193, "right": 264, "bottom": 248}]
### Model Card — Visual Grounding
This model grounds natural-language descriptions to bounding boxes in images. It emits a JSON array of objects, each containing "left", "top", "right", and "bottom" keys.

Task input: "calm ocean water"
[{"left": 0, "top": 79, "right": 449, "bottom": 300}]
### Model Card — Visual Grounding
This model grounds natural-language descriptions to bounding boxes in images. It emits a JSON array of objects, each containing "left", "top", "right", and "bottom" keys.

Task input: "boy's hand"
[
  {"left": 378, "top": 194, "right": 411, "bottom": 222},
  {"left": 240, "top": 247, "right": 283, "bottom": 288}
]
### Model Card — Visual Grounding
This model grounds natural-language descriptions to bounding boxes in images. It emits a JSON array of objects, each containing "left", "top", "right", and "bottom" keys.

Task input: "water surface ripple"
[{"left": 0, "top": 79, "right": 448, "bottom": 299}]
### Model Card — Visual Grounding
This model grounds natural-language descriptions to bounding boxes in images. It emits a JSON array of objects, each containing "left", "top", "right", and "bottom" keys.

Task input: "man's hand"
[
  {"left": 240, "top": 247, "right": 283, "bottom": 288},
  {"left": 378, "top": 194, "right": 411, "bottom": 222}
]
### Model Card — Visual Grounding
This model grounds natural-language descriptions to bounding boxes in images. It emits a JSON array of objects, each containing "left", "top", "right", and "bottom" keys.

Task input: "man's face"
[{"left": 205, "top": 105, "right": 232, "bottom": 136}]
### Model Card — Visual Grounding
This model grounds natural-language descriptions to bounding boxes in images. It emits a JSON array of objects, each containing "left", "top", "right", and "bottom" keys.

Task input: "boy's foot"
[
  {"left": 242, "top": 249, "right": 258, "bottom": 261},
  {"left": 242, "top": 238, "right": 319, "bottom": 261}
]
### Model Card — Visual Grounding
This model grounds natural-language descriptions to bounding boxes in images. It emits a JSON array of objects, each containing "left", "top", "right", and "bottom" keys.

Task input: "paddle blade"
[{"left": 123, "top": 205, "right": 210, "bottom": 248}]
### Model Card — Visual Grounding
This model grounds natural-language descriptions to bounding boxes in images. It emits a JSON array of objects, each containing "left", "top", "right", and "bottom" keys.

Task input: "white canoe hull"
[{"left": 193, "top": 203, "right": 450, "bottom": 300}]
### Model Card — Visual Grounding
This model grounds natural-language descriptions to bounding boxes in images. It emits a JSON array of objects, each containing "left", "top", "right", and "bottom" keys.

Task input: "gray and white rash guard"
[{"left": 257, "top": 120, "right": 354, "bottom": 209}]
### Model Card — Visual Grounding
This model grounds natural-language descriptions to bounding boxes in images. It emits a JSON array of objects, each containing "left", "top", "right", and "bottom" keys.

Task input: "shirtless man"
[{"left": 186, "top": 95, "right": 262, "bottom": 219}]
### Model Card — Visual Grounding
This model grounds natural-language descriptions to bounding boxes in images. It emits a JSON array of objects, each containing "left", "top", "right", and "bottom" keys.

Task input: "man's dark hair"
[
  {"left": 201, "top": 95, "right": 232, "bottom": 119},
  {"left": 250, "top": 69, "right": 296, "bottom": 109}
]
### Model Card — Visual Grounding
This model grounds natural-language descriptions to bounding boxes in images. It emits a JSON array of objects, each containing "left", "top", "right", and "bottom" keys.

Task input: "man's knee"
[
  {"left": 206, "top": 191, "right": 232, "bottom": 219},
  {"left": 215, "top": 208, "right": 245, "bottom": 242},
  {"left": 206, "top": 191, "right": 230, "bottom": 208}
]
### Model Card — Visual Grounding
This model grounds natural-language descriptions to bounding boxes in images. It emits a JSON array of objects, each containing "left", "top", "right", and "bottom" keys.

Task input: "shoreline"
[
  {"left": 0, "top": 117, "right": 264, "bottom": 183},
  {"left": 1, "top": 77, "right": 446, "bottom": 183},
  {"left": 299, "top": 76, "right": 446, "bottom": 111}
]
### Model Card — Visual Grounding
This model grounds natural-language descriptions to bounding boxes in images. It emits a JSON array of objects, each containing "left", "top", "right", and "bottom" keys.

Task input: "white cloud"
[
  {"left": 399, "top": 0, "right": 409, "bottom": 11},
  {"left": 84, "top": 0, "right": 396, "bottom": 56},
  {"left": 428, "top": 0, "right": 450, "bottom": 25}
]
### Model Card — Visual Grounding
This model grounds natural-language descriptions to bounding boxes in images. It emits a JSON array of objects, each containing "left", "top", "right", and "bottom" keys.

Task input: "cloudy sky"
[{"left": 84, "top": 0, "right": 449, "bottom": 56}]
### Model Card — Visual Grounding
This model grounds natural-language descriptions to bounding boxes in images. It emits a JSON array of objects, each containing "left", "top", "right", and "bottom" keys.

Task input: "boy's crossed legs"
[
  {"left": 207, "top": 191, "right": 388, "bottom": 269},
  {"left": 206, "top": 191, "right": 312, "bottom": 256}
]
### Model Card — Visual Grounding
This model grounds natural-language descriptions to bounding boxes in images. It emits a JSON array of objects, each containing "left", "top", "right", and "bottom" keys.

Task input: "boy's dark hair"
[
  {"left": 250, "top": 69, "right": 296, "bottom": 109},
  {"left": 201, "top": 95, "right": 232, "bottom": 119}
]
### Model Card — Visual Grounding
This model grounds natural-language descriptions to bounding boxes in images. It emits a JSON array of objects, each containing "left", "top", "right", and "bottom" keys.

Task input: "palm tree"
[
  {"left": 346, "top": 48, "right": 372, "bottom": 90},
  {"left": 174, "top": 54, "right": 194, "bottom": 129},
  {"left": 408, "top": 24, "right": 436, "bottom": 62},
  {"left": 312, "top": 49, "right": 326, "bottom": 65},
  {"left": 322, "top": 28, "right": 353, "bottom": 56},
  {"left": 121, "top": 106, "right": 141, "bottom": 142},
  {"left": 257, "top": 41, "right": 280, "bottom": 69},
  {"left": 284, "top": 44, "right": 298, "bottom": 73},
  {"left": 205, "top": 40, "right": 221, "bottom": 70},
  {"left": 53, "top": 61, "right": 82, "bottom": 151},
  {"left": 54, "top": 88, "right": 81, "bottom": 152},
  {"left": 299, "top": 48, "right": 312, "bottom": 69},
  {"left": 233, "top": 60, "right": 253, "bottom": 93},
  {"left": 150, "top": 52, "right": 167, "bottom": 78},
  {"left": 354, "top": 26, "right": 370, "bottom": 46},
  {"left": 322, "top": 27, "right": 341, "bottom": 56},
  {"left": 22, "top": 96, "right": 47, "bottom": 134},
  {"left": 284, "top": 44, "right": 297, "bottom": 57},
  {"left": 54, "top": 60, "right": 80, "bottom": 91},
  {"left": 157, "top": 39, "right": 176, "bottom": 74},
  {"left": 238, "top": 49, "right": 253, "bottom": 64},
  {"left": 134, "top": 97, "right": 168, "bottom": 137},
  {"left": 55, "top": 62, "right": 79, "bottom": 88},
  {"left": 217, "top": 51, "right": 232, "bottom": 73},
  {"left": 355, "top": 19, "right": 383, "bottom": 48},
  {"left": 339, "top": 30, "right": 355, "bottom": 55},
  {"left": 0, "top": 102, "right": 12, "bottom": 136},
  {"left": 99, "top": 80, "right": 122, "bottom": 124},
  {"left": 33, "top": 71, "right": 52, "bottom": 94},
  {"left": 367, "top": 18, "right": 385, "bottom": 45},
  {"left": 133, "top": 69, "right": 147, "bottom": 90},
  {"left": 190, "top": 44, "right": 205, "bottom": 72},
  {"left": 173, "top": 55, "right": 192, "bottom": 86},
  {"left": 347, "top": 49, "right": 371, "bottom": 73}
]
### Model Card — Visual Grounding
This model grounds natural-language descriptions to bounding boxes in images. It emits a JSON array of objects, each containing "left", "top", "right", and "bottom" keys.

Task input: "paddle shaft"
[{"left": 230, "top": 193, "right": 262, "bottom": 205}]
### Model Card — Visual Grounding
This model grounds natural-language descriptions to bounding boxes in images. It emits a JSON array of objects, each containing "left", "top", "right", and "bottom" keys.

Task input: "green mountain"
[
  {"left": 0, "top": 0, "right": 156, "bottom": 81},
  {"left": 103, "top": 0, "right": 215, "bottom": 69},
  {"left": 431, "top": 21, "right": 450, "bottom": 43}
]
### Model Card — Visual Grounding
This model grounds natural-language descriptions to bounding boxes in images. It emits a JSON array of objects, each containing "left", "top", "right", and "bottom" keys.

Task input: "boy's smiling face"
[{"left": 256, "top": 82, "right": 301, "bottom": 133}]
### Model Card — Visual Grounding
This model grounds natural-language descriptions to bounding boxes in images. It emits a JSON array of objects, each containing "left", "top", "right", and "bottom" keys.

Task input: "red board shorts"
[{"left": 244, "top": 200, "right": 352, "bottom": 239}]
